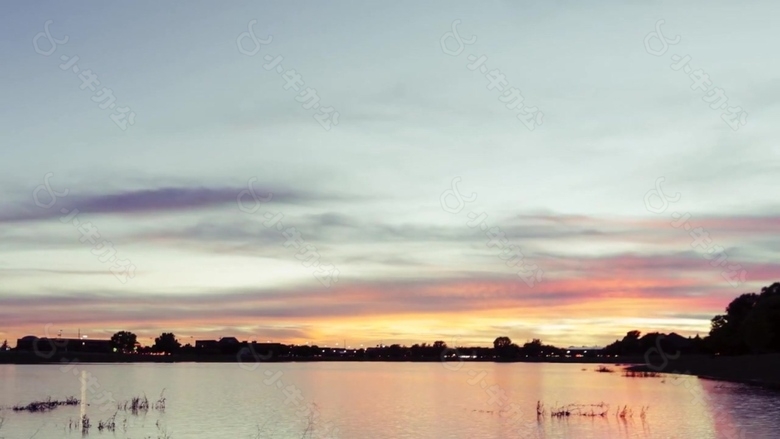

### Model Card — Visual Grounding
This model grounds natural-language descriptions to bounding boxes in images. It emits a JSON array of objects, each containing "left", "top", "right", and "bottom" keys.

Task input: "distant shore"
[
  {"left": 0, "top": 351, "right": 645, "bottom": 365},
  {"left": 627, "top": 353, "right": 780, "bottom": 390}
]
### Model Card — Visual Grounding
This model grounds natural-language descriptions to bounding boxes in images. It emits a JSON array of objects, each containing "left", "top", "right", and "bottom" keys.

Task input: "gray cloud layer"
[{"left": 0, "top": 185, "right": 335, "bottom": 224}]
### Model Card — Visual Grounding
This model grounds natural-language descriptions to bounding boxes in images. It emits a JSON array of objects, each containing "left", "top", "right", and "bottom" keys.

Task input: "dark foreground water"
[{"left": 1, "top": 362, "right": 778, "bottom": 438}]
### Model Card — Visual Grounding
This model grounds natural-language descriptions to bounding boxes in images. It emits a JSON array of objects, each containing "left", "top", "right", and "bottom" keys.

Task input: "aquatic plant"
[
  {"left": 550, "top": 404, "right": 572, "bottom": 418},
  {"left": 536, "top": 400, "right": 545, "bottom": 417},
  {"left": 81, "top": 414, "right": 91, "bottom": 435},
  {"left": 154, "top": 389, "right": 167, "bottom": 412},
  {"left": 154, "top": 420, "right": 172, "bottom": 439},
  {"left": 537, "top": 401, "right": 646, "bottom": 420},
  {"left": 549, "top": 403, "right": 609, "bottom": 418},
  {"left": 623, "top": 370, "right": 662, "bottom": 378},
  {"left": 11, "top": 397, "right": 79, "bottom": 413},
  {"left": 97, "top": 412, "right": 117, "bottom": 432},
  {"left": 616, "top": 405, "right": 634, "bottom": 418},
  {"left": 578, "top": 403, "right": 609, "bottom": 417},
  {"left": 300, "top": 408, "right": 315, "bottom": 439},
  {"left": 117, "top": 394, "right": 150, "bottom": 414},
  {"left": 117, "top": 390, "right": 167, "bottom": 415}
]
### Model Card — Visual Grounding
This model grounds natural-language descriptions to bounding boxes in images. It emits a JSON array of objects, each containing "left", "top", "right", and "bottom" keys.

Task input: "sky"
[{"left": 1, "top": 1, "right": 779, "bottom": 348}]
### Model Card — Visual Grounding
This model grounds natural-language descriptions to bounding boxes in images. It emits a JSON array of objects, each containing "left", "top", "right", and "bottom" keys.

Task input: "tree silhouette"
[
  {"left": 493, "top": 336, "right": 518, "bottom": 359},
  {"left": 708, "top": 282, "right": 780, "bottom": 354},
  {"left": 153, "top": 333, "right": 181, "bottom": 355},
  {"left": 626, "top": 330, "right": 641, "bottom": 340},
  {"left": 493, "top": 336, "right": 512, "bottom": 349},
  {"left": 110, "top": 331, "right": 137, "bottom": 354},
  {"left": 0, "top": 340, "right": 8, "bottom": 351},
  {"left": 521, "top": 339, "right": 543, "bottom": 356}
]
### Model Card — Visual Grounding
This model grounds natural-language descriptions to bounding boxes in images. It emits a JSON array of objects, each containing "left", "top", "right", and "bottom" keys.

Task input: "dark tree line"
[
  {"left": 93, "top": 335, "right": 568, "bottom": 360},
  {"left": 602, "top": 330, "right": 702, "bottom": 357},
  {"left": 108, "top": 331, "right": 181, "bottom": 355},
  {"left": 708, "top": 282, "right": 780, "bottom": 354},
  {"left": 604, "top": 282, "right": 780, "bottom": 357},
  {"left": 493, "top": 337, "right": 566, "bottom": 360},
  {"left": 110, "top": 331, "right": 137, "bottom": 353}
]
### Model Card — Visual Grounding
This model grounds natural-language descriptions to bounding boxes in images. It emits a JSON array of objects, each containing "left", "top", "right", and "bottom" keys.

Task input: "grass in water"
[
  {"left": 537, "top": 400, "right": 649, "bottom": 420},
  {"left": 11, "top": 397, "right": 79, "bottom": 413}
]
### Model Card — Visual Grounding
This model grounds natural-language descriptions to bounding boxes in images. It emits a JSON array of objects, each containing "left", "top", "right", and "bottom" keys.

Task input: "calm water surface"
[{"left": 1, "top": 362, "right": 778, "bottom": 438}]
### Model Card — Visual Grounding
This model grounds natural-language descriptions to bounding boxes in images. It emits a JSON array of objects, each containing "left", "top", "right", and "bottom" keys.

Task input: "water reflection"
[{"left": 0, "top": 363, "right": 778, "bottom": 438}]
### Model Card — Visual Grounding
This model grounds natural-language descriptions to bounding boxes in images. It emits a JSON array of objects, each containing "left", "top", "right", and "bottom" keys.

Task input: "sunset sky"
[{"left": 1, "top": 1, "right": 779, "bottom": 348}]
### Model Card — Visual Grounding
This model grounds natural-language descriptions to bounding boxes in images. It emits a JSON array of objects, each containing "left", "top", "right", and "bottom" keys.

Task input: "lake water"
[{"left": 0, "top": 362, "right": 778, "bottom": 438}]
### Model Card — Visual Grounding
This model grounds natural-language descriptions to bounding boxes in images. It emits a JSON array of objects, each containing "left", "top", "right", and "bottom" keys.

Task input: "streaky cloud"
[{"left": 0, "top": 185, "right": 343, "bottom": 224}]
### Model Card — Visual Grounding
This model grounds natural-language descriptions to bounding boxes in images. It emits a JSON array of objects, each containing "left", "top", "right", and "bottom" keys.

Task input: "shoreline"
[
  {"left": 625, "top": 353, "right": 780, "bottom": 390},
  {"left": 0, "top": 351, "right": 644, "bottom": 365}
]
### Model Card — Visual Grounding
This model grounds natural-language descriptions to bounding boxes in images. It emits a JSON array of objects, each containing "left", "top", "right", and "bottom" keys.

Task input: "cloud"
[
  {"left": 124, "top": 210, "right": 780, "bottom": 256},
  {"left": 0, "top": 185, "right": 337, "bottom": 224},
  {"left": 0, "top": 266, "right": 735, "bottom": 337}
]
